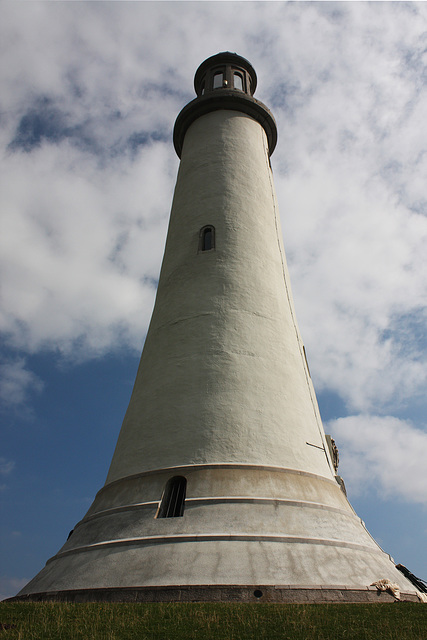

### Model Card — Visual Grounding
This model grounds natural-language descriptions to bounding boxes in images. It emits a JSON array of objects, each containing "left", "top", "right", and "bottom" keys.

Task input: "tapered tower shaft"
[{"left": 107, "top": 96, "right": 332, "bottom": 485}]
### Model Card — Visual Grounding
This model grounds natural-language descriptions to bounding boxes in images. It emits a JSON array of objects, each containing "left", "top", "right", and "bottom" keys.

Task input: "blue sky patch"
[{"left": 9, "top": 98, "right": 71, "bottom": 152}]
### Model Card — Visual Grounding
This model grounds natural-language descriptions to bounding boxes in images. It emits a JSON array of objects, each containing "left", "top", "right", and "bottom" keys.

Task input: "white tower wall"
[{"left": 107, "top": 109, "right": 332, "bottom": 482}]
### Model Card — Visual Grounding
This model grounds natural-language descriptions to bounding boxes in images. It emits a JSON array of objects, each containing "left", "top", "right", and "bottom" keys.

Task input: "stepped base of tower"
[
  {"left": 14, "top": 464, "right": 421, "bottom": 602},
  {"left": 14, "top": 540, "right": 420, "bottom": 602}
]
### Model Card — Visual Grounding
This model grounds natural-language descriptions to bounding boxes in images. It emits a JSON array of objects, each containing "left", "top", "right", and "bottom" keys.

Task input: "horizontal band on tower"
[
  {"left": 48, "top": 533, "right": 382, "bottom": 564},
  {"left": 101, "top": 462, "right": 339, "bottom": 495},
  {"left": 173, "top": 91, "right": 277, "bottom": 157},
  {"left": 75, "top": 496, "right": 356, "bottom": 528}
]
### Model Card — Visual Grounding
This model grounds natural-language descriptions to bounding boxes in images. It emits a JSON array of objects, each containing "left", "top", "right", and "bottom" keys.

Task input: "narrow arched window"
[
  {"left": 199, "top": 225, "right": 215, "bottom": 252},
  {"left": 157, "top": 476, "right": 187, "bottom": 518}
]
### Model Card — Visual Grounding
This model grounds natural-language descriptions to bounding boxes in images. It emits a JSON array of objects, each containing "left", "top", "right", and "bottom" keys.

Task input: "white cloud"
[
  {"left": 267, "top": 2, "right": 427, "bottom": 412},
  {"left": 0, "top": 360, "right": 43, "bottom": 408},
  {"left": 328, "top": 415, "right": 427, "bottom": 505},
  {"left": 0, "top": 136, "right": 176, "bottom": 355},
  {"left": 283, "top": 166, "right": 427, "bottom": 411}
]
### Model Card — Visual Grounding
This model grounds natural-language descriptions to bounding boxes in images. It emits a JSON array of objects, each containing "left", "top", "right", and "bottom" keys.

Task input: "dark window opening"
[
  {"left": 199, "top": 225, "right": 215, "bottom": 252},
  {"left": 157, "top": 476, "right": 187, "bottom": 518},
  {"left": 203, "top": 228, "right": 213, "bottom": 251}
]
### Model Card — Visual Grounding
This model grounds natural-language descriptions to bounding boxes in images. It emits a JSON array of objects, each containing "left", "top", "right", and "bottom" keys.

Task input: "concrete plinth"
[{"left": 9, "top": 585, "right": 422, "bottom": 604}]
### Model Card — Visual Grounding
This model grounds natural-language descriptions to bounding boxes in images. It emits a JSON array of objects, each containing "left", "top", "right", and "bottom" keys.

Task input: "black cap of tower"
[
  {"left": 173, "top": 52, "right": 277, "bottom": 158},
  {"left": 193, "top": 51, "right": 257, "bottom": 96}
]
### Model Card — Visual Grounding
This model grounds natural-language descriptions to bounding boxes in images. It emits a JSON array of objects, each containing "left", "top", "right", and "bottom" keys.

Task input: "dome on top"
[{"left": 194, "top": 52, "right": 257, "bottom": 97}]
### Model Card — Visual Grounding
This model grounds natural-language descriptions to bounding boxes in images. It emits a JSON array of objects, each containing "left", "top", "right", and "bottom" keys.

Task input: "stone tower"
[{"left": 16, "top": 53, "right": 420, "bottom": 602}]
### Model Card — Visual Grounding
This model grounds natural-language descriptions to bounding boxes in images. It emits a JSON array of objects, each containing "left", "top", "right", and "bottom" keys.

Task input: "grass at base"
[{"left": 0, "top": 601, "right": 426, "bottom": 640}]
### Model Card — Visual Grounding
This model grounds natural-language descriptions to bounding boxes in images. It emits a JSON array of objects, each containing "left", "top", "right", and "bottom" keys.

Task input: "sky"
[{"left": 1, "top": 1, "right": 427, "bottom": 600}]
